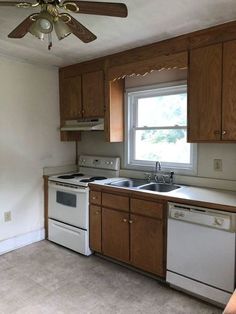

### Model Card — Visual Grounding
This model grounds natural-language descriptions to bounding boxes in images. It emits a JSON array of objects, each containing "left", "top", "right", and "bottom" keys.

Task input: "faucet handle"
[{"left": 144, "top": 173, "right": 152, "bottom": 182}]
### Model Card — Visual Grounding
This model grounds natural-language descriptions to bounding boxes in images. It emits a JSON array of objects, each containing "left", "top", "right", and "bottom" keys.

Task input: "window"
[{"left": 125, "top": 81, "right": 197, "bottom": 174}]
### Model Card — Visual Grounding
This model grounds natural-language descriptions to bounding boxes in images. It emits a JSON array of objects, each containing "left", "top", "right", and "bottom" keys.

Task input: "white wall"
[
  {"left": 77, "top": 70, "right": 236, "bottom": 190},
  {"left": 0, "top": 56, "right": 75, "bottom": 242}
]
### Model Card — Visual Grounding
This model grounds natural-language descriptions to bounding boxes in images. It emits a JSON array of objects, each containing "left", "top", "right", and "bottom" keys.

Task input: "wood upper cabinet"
[
  {"left": 60, "top": 75, "right": 83, "bottom": 120},
  {"left": 60, "top": 70, "right": 104, "bottom": 122},
  {"left": 222, "top": 40, "right": 236, "bottom": 140},
  {"left": 59, "top": 68, "right": 124, "bottom": 142},
  {"left": 188, "top": 44, "right": 222, "bottom": 142},
  {"left": 188, "top": 40, "right": 236, "bottom": 142},
  {"left": 82, "top": 70, "right": 105, "bottom": 118},
  {"left": 102, "top": 207, "right": 129, "bottom": 263},
  {"left": 130, "top": 214, "right": 165, "bottom": 277}
]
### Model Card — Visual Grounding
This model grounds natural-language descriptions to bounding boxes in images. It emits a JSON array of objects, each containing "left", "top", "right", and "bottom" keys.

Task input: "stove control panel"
[{"left": 79, "top": 155, "right": 120, "bottom": 171}]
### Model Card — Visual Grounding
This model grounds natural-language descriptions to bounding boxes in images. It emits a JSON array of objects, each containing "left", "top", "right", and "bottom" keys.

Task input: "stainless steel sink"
[
  {"left": 138, "top": 183, "right": 180, "bottom": 192},
  {"left": 108, "top": 178, "right": 148, "bottom": 188}
]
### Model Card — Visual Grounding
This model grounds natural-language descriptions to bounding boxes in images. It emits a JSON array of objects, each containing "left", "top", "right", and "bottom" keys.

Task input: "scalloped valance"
[{"left": 108, "top": 51, "right": 188, "bottom": 81}]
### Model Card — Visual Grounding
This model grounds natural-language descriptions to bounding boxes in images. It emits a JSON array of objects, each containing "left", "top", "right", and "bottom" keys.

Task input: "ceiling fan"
[{"left": 0, "top": 0, "right": 128, "bottom": 49}]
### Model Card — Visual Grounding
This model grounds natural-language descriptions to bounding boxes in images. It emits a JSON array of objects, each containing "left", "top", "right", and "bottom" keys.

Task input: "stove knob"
[
  {"left": 174, "top": 212, "right": 182, "bottom": 219},
  {"left": 214, "top": 217, "right": 224, "bottom": 226}
]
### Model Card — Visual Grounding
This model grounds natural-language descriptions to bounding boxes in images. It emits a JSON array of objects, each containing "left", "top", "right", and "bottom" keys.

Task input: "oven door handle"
[{"left": 48, "top": 182, "right": 88, "bottom": 193}]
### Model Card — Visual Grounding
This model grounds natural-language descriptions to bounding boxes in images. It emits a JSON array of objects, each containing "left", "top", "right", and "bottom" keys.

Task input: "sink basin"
[
  {"left": 138, "top": 183, "right": 180, "bottom": 192},
  {"left": 108, "top": 178, "right": 148, "bottom": 188}
]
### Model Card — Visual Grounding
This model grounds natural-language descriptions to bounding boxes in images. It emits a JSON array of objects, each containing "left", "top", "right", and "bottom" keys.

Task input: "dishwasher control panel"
[{"left": 168, "top": 202, "right": 236, "bottom": 232}]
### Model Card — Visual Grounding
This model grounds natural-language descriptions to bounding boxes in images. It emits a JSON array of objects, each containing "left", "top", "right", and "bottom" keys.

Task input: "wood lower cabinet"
[
  {"left": 89, "top": 188, "right": 166, "bottom": 277},
  {"left": 89, "top": 205, "right": 102, "bottom": 253},
  {"left": 130, "top": 214, "right": 164, "bottom": 276},
  {"left": 102, "top": 207, "right": 129, "bottom": 263}
]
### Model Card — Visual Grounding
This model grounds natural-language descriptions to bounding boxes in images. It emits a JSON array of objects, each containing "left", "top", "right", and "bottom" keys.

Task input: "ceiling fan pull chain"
[{"left": 48, "top": 32, "right": 52, "bottom": 50}]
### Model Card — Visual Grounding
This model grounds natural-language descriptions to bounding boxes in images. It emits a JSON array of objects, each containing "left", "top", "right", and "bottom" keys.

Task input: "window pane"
[
  {"left": 135, "top": 129, "right": 190, "bottom": 164},
  {"left": 137, "top": 93, "right": 187, "bottom": 127}
]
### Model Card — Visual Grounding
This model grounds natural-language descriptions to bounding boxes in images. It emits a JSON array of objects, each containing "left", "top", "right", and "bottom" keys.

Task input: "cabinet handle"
[
  {"left": 92, "top": 196, "right": 96, "bottom": 200},
  {"left": 122, "top": 218, "right": 127, "bottom": 223},
  {"left": 222, "top": 130, "right": 227, "bottom": 135},
  {"left": 95, "top": 211, "right": 100, "bottom": 215},
  {"left": 214, "top": 130, "right": 220, "bottom": 135},
  {"left": 129, "top": 220, "right": 134, "bottom": 224}
]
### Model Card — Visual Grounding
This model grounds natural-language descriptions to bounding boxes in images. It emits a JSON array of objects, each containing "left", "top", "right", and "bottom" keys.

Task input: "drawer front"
[
  {"left": 102, "top": 193, "right": 129, "bottom": 212},
  {"left": 90, "top": 191, "right": 101, "bottom": 205},
  {"left": 130, "top": 198, "right": 163, "bottom": 219},
  {"left": 48, "top": 219, "right": 91, "bottom": 256}
]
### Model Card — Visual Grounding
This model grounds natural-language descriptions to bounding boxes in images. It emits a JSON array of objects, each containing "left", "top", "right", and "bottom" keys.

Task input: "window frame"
[{"left": 124, "top": 80, "right": 198, "bottom": 175}]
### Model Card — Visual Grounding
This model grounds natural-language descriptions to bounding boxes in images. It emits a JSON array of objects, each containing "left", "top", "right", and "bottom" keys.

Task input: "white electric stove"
[{"left": 48, "top": 155, "right": 120, "bottom": 255}]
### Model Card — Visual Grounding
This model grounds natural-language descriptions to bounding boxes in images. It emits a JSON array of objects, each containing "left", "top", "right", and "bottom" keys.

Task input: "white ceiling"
[{"left": 0, "top": 0, "right": 236, "bottom": 67}]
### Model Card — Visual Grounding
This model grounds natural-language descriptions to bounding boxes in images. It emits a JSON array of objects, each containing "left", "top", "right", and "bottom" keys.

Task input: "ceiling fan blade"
[
  {"left": 8, "top": 14, "right": 34, "bottom": 38},
  {"left": 65, "top": 14, "right": 97, "bottom": 43},
  {"left": 0, "top": 1, "right": 37, "bottom": 7},
  {"left": 62, "top": 1, "right": 128, "bottom": 17}
]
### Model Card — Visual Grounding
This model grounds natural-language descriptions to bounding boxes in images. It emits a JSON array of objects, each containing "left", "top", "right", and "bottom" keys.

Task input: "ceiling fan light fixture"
[
  {"left": 29, "top": 21, "right": 45, "bottom": 40},
  {"left": 4, "top": 0, "right": 128, "bottom": 49},
  {"left": 54, "top": 18, "right": 71, "bottom": 40},
  {"left": 35, "top": 11, "right": 53, "bottom": 34}
]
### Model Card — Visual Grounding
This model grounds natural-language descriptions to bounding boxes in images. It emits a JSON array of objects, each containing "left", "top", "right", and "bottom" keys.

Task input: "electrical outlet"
[
  {"left": 213, "top": 159, "right": 223, "bottom": 172},
  {"left": 4, "top": 211, "right": 11, "bottom": 222}
]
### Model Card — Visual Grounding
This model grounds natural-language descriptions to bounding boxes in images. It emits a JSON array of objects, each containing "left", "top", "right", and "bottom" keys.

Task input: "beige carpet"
[{"left": 0, "top": 240, "right": 222, "bottom": 314}]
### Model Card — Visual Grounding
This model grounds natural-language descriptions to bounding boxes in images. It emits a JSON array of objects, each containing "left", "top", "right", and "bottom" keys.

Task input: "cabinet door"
[
  {"left": 188, "top": 44, "right": 222, "bottom": 142},
  {"left": 222, "top": 40, "right": 236, "bottom": 141},
  {"left": 89, "top": 205, "right": 102, "bottom": 253},
  {"left": 102, "top": 208, "right": 129, "bottom": 263},
  {"left": 130, "top": 214, "right": 165, "bottom": 277},
  {"left": 60, "top": 75, "right": 82, "bottom": 120},
  {"left": 82, "top": 70, "right": 105, "bottom": 118}
]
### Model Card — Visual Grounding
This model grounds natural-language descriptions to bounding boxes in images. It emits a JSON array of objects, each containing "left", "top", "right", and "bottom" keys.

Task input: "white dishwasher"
[{"left": 167, "top": 202, "right": 236, "bottom": 306}]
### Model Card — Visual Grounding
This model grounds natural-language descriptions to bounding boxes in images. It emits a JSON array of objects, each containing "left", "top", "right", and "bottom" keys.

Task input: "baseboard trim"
[{"left": 0, "top": 228, "right": 45, "bottom": 255}]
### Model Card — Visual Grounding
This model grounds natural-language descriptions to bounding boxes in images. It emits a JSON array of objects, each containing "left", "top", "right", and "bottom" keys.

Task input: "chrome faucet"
[
  {"left": 154, "top": 161, "right": 161, "bottom": 182},
  {"left": 155, "top": 161, "right": 161, "bottom": 172}
]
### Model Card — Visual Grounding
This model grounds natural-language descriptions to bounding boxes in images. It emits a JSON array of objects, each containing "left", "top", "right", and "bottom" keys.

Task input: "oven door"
[{"left": 48, "top": 181, "right": 89, "bottom": 229}]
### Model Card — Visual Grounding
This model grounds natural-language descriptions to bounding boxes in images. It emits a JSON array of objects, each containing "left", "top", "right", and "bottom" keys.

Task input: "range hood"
[{"left": 61, "top": 118, "right": 104, "bottom": 131}]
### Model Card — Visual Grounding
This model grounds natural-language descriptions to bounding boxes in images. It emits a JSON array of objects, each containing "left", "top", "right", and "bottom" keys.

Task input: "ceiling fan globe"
[
  {"left": 35, "top": 11, "right": 54, "bottom": 34},
  {"left": 54, "top": 18, "right": 71, "bottom": 40},
  {"left": 29, "top": 21, "right": 45, "bottom": 40}
]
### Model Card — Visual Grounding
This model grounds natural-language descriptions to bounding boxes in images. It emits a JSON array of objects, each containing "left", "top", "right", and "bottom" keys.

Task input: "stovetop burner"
[
  {"left": 90, "top": 176, "right": 107, "bottom": 181},
  {"left": 58, "top": 173, "right": 84, "bottom": 180},
  {"left": 58, "top": 175, "right": 75, "bottom": 179},
  {"left": 80, "top": 179, "right": 93, "bottom": 183},
  {"left": 80, "top": 176, "right": 107, "bottom": 183}
]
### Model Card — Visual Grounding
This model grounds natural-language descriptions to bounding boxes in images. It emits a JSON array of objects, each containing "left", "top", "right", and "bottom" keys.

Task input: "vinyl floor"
[{"left": 0, "top": 240, "right": 222, "bottom": 314}]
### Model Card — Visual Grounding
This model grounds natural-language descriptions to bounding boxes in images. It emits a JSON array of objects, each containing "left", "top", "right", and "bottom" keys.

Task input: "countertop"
[{"left": 90, "top": 177, "right": 236, "bottom": 211}]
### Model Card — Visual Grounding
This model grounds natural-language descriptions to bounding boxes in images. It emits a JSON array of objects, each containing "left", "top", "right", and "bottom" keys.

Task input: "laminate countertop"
[{"left": 90, "top": 178, "right": 236, "bottom": 212}]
